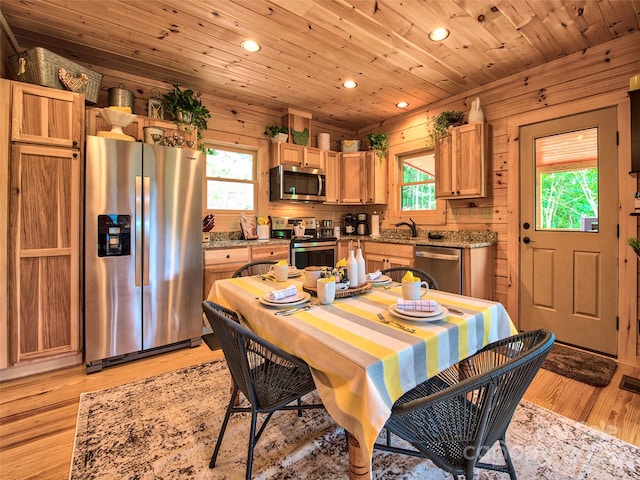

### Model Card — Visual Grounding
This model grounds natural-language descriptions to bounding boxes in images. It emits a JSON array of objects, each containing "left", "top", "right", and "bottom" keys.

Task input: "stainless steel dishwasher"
[{"left": 415, "top": 245, "right": 463, "bottom": 294}]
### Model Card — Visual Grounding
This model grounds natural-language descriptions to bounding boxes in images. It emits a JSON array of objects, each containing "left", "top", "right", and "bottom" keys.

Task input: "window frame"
[
  {"left": 202, "top": 143, "right": 258, "bottom": 214},
  {"left": 388, "top": 138, "right": 447, "bottom": 226}
]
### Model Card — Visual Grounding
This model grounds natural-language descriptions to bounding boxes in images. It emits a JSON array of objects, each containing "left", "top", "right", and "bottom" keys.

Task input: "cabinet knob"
[
  {"left": 72, "top": 140, "right": 78, "bottom": 147},
  {"left": 73, "top": 153, "right": 78, "bottom": 158},
  {"left": 226, "top": 254, "right": 231, "bottom": 259}
]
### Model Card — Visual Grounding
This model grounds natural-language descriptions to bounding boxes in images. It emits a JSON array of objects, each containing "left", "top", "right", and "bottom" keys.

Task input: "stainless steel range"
[{"left": 271, "top": 217, "right": 337, "bottom": 269}]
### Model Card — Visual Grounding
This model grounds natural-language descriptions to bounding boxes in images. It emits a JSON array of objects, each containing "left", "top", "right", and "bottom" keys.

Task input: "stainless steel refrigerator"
[{"left": 84, "top": 135, "right": 203, "bottom": 372}]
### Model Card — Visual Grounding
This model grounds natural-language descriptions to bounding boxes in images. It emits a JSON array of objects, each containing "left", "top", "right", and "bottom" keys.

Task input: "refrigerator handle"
[
  {"left": 143, "top": 176, "right": 151, "bottom": 286},
  {"left": 135, "top": 176, "right": 142, "bottom": 287}
]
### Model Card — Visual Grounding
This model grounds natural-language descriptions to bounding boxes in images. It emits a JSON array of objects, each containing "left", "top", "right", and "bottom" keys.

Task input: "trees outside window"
[{"left": 204, "top": 145, "right": 256, "bottom": 211}]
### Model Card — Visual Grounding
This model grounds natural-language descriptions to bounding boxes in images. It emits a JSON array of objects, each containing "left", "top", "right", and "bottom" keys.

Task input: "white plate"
[
  {"left": 265, "top": 269, "right": 302, "bottom": 279},
  {"left": 392, "top": 304, "right": 443, "bottom": 318},
  {"left": 369, "top": 274, "right": 392, "bottom": 285},
  {"left": 259, "top": 292, "right": 311, "bottom": 307},
  {"left": 388, "top": 304, "right": 449, "bottom": 322}
]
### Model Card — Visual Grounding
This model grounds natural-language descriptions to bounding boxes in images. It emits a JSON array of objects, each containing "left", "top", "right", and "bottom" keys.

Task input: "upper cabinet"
[
  {"left": 339, "top": 151, "right": 387, "bottom": 204},
  {"left": 435, "top": 121, "right": 490, "bottom": 199},
  {"left": 270, "top": 142, "right": 325, "bottom": 169},
  {"left": 324, "top": 151, "right": 341, "bottom": 204},
  {"left": 11, "top": 82, "right": 83, "bottom": 148}
]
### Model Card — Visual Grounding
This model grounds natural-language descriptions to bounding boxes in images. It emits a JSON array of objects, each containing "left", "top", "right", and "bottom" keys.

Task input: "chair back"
[
  {"left": 232, "top": 260, "right": 277, "bottom": 278},
  {"left": 202, "top": 301, "right": 315, "bottom": 410},
  {"left": 381, "top": 267, "right": 440, "bottom": 290},
  {"left": 388, "top": 329, "right": 554, "bottom": 466}
]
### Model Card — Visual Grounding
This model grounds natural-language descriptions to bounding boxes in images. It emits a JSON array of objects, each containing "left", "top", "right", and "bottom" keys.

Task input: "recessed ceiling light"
[
  {"left": 396, "top": 101, "right": 409, "bottom": 108},
  {"left": 241, "top": 40, "right": 261, "bottom": 52},
  {"left": 342, "top": 80, "right": 358, "bottom": 89},
  {"left": 428, "top": 27, "right": 450, "bottom": 41}
]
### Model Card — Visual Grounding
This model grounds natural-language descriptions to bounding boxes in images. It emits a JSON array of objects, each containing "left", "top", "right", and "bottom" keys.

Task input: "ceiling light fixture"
[
  {"left": 240, "top": 40, "right": 261, "bottom": 52},
  {"left": 396, "top": 101, "right": 409, "bottom": 108},
  {"left": 428, "top": 27, "right": 450, "bottom": 41},
  {"left": 342, "top": 80, "right": 357, "bottom": 89}
]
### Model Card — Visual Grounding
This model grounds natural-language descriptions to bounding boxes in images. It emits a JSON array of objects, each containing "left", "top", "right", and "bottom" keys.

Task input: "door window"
[{"left": 535, "top": 128, "right": 598, "bottom": 231}]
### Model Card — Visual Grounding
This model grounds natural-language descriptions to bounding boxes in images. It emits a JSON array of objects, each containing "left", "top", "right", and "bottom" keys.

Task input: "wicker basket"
[{"left": 9, "top": 47, "right": 102, "bottom": 104}]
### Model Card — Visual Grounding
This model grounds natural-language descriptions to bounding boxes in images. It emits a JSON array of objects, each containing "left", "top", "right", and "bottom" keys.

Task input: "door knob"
[{"left": 523, "top": 237, "right": 533, "bottom": 244}]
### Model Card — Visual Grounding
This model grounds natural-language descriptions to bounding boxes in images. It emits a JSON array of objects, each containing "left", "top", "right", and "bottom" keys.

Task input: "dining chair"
[
  {"left": 380, "top": 266, "right": 440, "bottom": 290},
  {"left": 232, "top": 260, "right": 277, "bottom": 278},
  {"left": 202, "top": 300, "right": 325, "bottom": 480},
  {"left": 374, "top": 328, "right": 554, "bottom": 480}
]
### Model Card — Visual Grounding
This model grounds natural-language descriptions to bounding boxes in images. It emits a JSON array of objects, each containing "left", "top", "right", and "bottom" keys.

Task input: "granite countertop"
[{"left": 203, "top": 230, "right": 496, "bottom": 250}]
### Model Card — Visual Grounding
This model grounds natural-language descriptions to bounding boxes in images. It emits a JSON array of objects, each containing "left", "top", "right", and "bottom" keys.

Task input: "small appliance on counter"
[
  {"left": 343, "top": 214, "right": 356, "bottom": 235},
  {"left": 356, "top": 212, "right": 369, "bottom": 235}
]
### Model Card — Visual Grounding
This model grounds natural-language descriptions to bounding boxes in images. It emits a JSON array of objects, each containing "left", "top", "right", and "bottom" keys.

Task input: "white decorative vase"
[{"left": 271, "top": 133, "right": 288, "bottom": 143}]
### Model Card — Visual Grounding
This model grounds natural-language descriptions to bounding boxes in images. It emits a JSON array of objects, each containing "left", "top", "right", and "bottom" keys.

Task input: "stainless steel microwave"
[{"left": 269, "top": 165, "right": 326, "bottom": 202}]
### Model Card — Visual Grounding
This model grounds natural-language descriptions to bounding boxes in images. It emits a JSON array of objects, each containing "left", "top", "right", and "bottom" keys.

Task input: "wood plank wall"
[{"left": 358, "top": 32, "right": 640, "bottom": 366}]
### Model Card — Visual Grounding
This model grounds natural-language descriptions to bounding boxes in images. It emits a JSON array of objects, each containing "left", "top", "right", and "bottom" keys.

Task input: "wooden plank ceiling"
[{"left": 1, "top": 0, "right": 638, "bottom": 130}]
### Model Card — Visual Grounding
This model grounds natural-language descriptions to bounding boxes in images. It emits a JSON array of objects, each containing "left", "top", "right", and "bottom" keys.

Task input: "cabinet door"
[
  {"left": 11, "top": 83, "right": 83, "bottom": 148},
  {"left": 324, "top": 151, "right": 341, "bottom": 203},
  {"left": 454, "top": 122, "right": 487, "bottom": 197},
  {"left": 304, "top": 147, "right": 324, "bottom": 169},
  {"left": 9, "top": 144, "right": 81, "bottom": 363},
  {"left": 271, "top": 142, "right": 304, "bottom": 166},
  {"left": 365, "top": 150, "right": 388, "bottom": 204},
  {"left": 365, "top": 253, "right": 386, "bottom": 273},
  {"left": 251, "top": 244, "right": 290, "bottom": 262},
  {"left": 435, "top": 134, "right": 454, "bottom": 197},
  {"left": 340, "top": 152, "right": 367, "bottom": 203}
]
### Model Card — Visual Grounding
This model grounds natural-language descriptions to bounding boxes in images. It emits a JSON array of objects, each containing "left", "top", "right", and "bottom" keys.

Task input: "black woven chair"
[
  {"left": 374, "top": 329, "right": 554, "bottom": 480},
  {"left": 232, "top": 260, "right": 277, "bottom": 278},
  {"left": 381, "top": 266, "right": 440, "bottom": 290},
  {"left": 202, "top": 301, "right": 324, "bottom": 480}
]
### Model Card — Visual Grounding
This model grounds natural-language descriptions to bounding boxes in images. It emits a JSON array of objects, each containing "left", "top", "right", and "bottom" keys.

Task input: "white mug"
[
  {"left": 304, "top": 266, "right": 323, "bottom": 287},
  {"left": 401, "top": 280, "right": 429, "bottom": 300},
  {"left": 269, "top": 264, "right": 289, "bottom": 282},
  {"left": 317, "top": 278, "right": 336, "bottom": 305}
]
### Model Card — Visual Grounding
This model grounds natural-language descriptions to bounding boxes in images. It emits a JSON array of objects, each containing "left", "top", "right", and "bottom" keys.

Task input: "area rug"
[
  {"left": 70, "top": 360, "right": 640, "bottom": 480},
  {"left": 541, "top": 343, "right": 617, "bottom": 387}
]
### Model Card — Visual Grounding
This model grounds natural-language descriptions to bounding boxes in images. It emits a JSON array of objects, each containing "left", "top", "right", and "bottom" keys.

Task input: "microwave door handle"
[{"left": 318, "top": 174, "right": 324, "bottom": 196}]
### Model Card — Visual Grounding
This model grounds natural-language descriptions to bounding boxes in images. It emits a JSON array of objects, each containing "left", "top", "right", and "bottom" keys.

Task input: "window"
[
  {"left": 204, "top": 145, "right": 256, "bottom": 211},
  {"left": 535, "top": 128, "right": 598, "bottom": 231},
  {"left": 400, "top": 150, "right": 436, "bottom": 211}
]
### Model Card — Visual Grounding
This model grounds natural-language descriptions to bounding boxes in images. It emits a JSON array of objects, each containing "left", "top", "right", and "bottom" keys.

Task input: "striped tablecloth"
[{"left": 212, "top": 276, "right": 517, "bottom": 458}]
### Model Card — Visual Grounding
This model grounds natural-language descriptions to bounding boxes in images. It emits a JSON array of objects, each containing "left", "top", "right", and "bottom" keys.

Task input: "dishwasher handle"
[{"left": 415, "top": 251, "right": 460, "bottom": 261}]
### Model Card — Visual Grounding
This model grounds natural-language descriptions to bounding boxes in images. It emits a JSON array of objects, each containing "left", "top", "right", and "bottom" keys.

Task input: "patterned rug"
[
  {"left": 542, "top": 343, "right": 617, "bottom": 387},
  {"left": 70, "top": 360, "right": 640, "bottom": 479}
]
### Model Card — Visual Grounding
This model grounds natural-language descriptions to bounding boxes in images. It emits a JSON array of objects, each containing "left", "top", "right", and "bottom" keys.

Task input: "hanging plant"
[
  {"left": 628, "top": 237, "right": 640, "bottom": 257},
  {"left": 430, "top": 110, "right": 465, "bottom": 141},
  {"left": 162, "top": 83, "right": 211, "bottom": 153},
  {"left": 366, "top": 132, "right": 389, "bottom": 163}
]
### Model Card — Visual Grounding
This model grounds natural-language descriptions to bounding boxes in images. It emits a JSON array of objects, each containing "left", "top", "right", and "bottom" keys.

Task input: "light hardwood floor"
[{"left": 1, "top": 344, "right": 639, "bottom": 480}]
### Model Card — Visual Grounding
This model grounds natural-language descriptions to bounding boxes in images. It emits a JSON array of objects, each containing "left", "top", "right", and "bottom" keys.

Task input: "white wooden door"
[{"left": 520, "top": 108, "right": 618, "bottom": 355}]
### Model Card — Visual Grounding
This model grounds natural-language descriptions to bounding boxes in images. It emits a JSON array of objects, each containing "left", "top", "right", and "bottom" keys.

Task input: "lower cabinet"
[
  {"left": 203, "top": 247, "right": 250, "bottom": 300},
  {"left": 364, "top": 242, "right": 414, "bottom": 272},
  {"left": 251, "top": 244, "right": 290, "bottom": 263}
]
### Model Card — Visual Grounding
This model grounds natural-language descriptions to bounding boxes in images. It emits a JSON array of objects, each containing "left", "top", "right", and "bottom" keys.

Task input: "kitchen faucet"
[{"left": 395, "top": 218, "right": 418, "bottom": 237}]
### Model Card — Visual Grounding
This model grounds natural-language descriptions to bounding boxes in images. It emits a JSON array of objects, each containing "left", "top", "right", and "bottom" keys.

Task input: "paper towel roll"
[
  {"left": 318, "top": 133, "right": 330, "bottom": 150},
  {"left": 371, "top": 214, "right": 380, "bottom": 237}
]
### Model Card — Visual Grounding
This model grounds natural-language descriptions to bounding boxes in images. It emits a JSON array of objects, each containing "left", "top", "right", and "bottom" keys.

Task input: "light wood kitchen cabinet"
[
  {"left": 270, "top": 142, "right": 324, "bottom": 169},
  {"left": 251, "top": 244, "right": 290, "bottom": 262},
  {"left": 2, "top": 80, "right": 83, "bottom": 375},
  {"left": 11, "top": 82, "right": 83, "bottom": 148},
  {"left": 435, "top": 121, "right": 489, "bottom": 199},
  {"left": 203, "top": 247, "right": 250, "bottom": 299},
  {"left": 324, "top": 151, "right": 341, "bottom": 204},
  {"left": 364, "top": 242, "right": 414, "bottom": 272},
  {"left": 339, "top": 151, "right": 387, "bottom": 204},
  {"left": 340, "top": 152, "right": 368, "bottom": 203}
]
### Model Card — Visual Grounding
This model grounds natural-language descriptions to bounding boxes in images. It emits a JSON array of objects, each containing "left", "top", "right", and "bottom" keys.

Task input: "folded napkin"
[
  {"left": 269, "top": 285, "right": 297, "bottom": 301},
  {"left": 366, "top": 270, "right": 382, "bottom": 281},
  {"left": 396, "top": 299, "right": 439, "bottom": 312},
  {"left": 402, "top": 271, "right": 419, "bottom": 282}
]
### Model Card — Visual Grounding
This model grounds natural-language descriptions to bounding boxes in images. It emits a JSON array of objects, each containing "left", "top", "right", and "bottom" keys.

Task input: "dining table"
[{"left": 211, "top": 271, "right": 517, "bottom": 480}]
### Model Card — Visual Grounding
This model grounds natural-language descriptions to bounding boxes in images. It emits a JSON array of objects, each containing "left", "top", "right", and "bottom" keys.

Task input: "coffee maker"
[
  {"left": 356, "top": 213, "right": 369, "bottom": 235},
  {"left": 343, "top": 214, "right": 356, "bottom": 235}
]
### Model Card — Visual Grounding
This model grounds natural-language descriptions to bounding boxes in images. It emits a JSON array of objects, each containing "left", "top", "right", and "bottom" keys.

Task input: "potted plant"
[
  {"left": 366, "top": 132, "right": 389, "bottom": 163},
  {"left": 265, "top": 124, "right": 289, "bottom": 143},
  {"left": 628, "top": 237, "right": 640, "bottom": 258},
  {"left": 162, "top": 83, "right": 211, "bottom": 152},
  {"left": 431, "top": 110, "right": 465, "bottom": 141}
]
